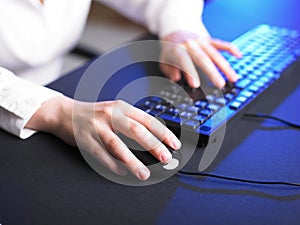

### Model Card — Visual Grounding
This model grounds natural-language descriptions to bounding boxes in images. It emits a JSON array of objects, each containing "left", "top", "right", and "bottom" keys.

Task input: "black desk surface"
[{"left": 1, "top": 0, "right": 300, "bottom": 225}]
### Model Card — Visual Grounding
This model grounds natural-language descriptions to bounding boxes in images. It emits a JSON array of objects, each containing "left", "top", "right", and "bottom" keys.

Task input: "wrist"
[{"left": 26, "top": 96, "right": 73, "bottom": 134}]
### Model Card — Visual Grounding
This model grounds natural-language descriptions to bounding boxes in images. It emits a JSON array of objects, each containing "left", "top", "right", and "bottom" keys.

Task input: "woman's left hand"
[{"left": 160, "top": 30, "right": 242, "bottom": 89}]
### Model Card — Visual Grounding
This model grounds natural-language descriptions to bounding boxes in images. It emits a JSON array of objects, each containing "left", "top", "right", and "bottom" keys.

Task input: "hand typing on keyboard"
[
  {"left": 160, "top": 30, "right": 243, "bottom": 89},
  {"left": 136, "top": 25, "right": 300, "bottom": 146}
]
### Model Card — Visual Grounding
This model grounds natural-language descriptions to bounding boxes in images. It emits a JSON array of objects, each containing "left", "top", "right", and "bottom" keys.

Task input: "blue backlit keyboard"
[{"left": 135, "top": 25, "right": 300, "bottom": 145}]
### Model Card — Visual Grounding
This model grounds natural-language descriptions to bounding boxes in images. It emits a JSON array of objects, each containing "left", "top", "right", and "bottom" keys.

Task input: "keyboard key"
[
  {"left": 183, "top": 97, "right": 194, "bottom": 104},
  {"left": 147, "top": 109, "right": 161, "bottom": 117},
  {"left": 159, "top": 113, "right": 183, "bottom": 124},
  {"left": 266, "top": 71, "right": 278, "bottom": 79},
  {"left": 254, "top": 81, "right": 265, "bottom": 88},
  {"left": 236, "top": 74, "right": 244, "bottom": 80},
  {"left": 259, "top": 76, "right": 271, "bottom": 84},
  {"left": 253, "top": 70, "right": 263, "bottom": 76},
  {"left": 184, "top": 120, "right": 201, "bottom": 129},
  {"left": 177, "top": 103, "right": 188, "bottom": 110},
  {"left": 170, "top": 94, "right": 179, "bottom": 100},
  {"left": 193, "top": 114, "right": 208, "bottom": 124},
  {"left": 230, "top": 87, "right": 241, "bottom": 95},
  {"left": 180, "top": 111, "right": 193, "bottom": 119},
  {"left": 239, "top": 69, "right": 249, "bottom": 76},
  {"left": 208, "top": 104, "right": 220, "bottom": 112},
  {"left": 198, "top": 125, "right": 212, "bottom": 133},
  {"left": 235, "top": 79, "right": 251, "bottom": 89},
  {"left": 236, "top": 96, "right": 247, "bottom": 103},
  {"left": 135, "top": 100, "right": 153, "bottom": 109},
  {"left": 206, "top": 95, "right": 215, "bottom": 102},
  {"left": 229, "top": 101, "right": 242, "bottom": 110},
  {"left": 248, "top": 85, "right": 260, "bottom": 93},
  {"left": 245, "top": 65, "right": 254, "bottom": 72},
  {"left": 195, "top": 100, "right": 207, "bottom": 108},
  {"left": 241, "top": 91, "right": 254, "bottom": 99},
  {"left": 150, "top": 97, "right": 162, "bottom": 103},
  {"left": 224, "top": 93, "right": 235, "bottom": 101},
  {"left": 199, "top": 109, "right": 212, "bottom": 117},
  {"left": 215, "top": 97, "right": 227, "bottom": 105},
  {"left": 167, "top": 108, "right": 179, "bottom": 116},
  {"left": 187, "top": 106, "right": 200, "bottom": 113},
  {"left": 155, "top": 104, "right": 167, "bottom": 112},
  {"left": 233, "top": 64, "right": 242, "bottom": 71},
  {"left": 161, "top": 91, "right": 171, "bottom": 98},
  {"left": 248, "top": 74, "right": 258, "bottom": 80}
]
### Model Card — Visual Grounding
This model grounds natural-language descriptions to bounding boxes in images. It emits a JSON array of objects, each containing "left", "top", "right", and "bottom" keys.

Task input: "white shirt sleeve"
[
  {"left": 0, "top": 0, "right": 91, "bottom": 72},
  {"left": 0, "top": 0, "right": 207, "bottom": 140},
  {"left": 0, "top": 0, "right": 91, "bottom": 139},
  {"left": 0, "top": 67, "right": 63, "bottom": 139},
  {"left": 97, "top": 0, "right": 209, "bottom": 38}
]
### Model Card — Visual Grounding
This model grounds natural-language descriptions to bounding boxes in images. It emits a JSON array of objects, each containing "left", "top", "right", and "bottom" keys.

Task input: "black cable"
[
  {"left": 178, "top": 170, "right": 300, "bottom": 187},
  {"left": 177, "top": 113, "right": 300, "bottom": 187},
  {"left": 243, "top": 113, "right": 300, "bottom": 129}
]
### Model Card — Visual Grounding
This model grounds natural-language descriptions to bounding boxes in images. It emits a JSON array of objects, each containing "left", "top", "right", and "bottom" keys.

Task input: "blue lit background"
[{"left": 203, "top": 0, "right": 300, "bottom": 41}]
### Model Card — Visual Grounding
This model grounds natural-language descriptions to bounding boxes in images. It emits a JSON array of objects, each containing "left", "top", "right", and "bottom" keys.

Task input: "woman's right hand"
[{"left": 26, "top": 96, "right": 181, "bottom": 180}]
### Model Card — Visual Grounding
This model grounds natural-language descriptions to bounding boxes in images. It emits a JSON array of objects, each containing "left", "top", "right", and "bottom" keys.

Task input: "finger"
[
  {"left": 159, "top": 63, "right": 181, "bottom": 82},
  {"left": 115, "top": 116, "right": 173, "bottom": 164},
  {"left": 123, "top": 104, "right": 181, "bottom": 150},
  {"left": 186, "top": 39, "right": 226, "bottom": 88},
  {"left": 100, "top": 129, "right": 151, "bottom": 181},
  {"left": 210, "top": 38, "right": 243, "bottom": 58},
  {"left": 172, "top": 44, "right": 200, "bottom": 88},
  {"left": 80, "top": 135, "right": 128, "bottom": 177},
  {"left": 199, "top": 40, "right": 239, "bottom": 83}
]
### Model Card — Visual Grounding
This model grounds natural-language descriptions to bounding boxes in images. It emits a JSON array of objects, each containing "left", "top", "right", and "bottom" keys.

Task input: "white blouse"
[{"left": 0, "top": 0, "right": 205, "bottom": 138}]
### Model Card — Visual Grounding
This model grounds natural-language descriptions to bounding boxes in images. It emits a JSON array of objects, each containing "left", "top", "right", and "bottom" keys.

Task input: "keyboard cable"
[{"left": 178, "top": 113, "right": 300, "bottom": 188}]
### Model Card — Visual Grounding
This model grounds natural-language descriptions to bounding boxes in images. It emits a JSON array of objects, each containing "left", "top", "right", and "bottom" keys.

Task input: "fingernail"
[
  {"left": 218, "top": 78, "right": 226, "bottom": 88},
  {"left": 231, "top": 72, "right": 239, "bottom": 82},
  {"left": 232, "top": 76, "right": 238, "bottom": 82},
  {"left": 161, "top": 151, "right": 172, "bottom": 163},
  {"left": 193, "top": 79, "right": 200, "bottom": 88},
  {"left": 172, "top": 139, "right": 181, "bottom": 150},
  {"left": 138, "top": 167, "right": 150, "bottom": 180},
  {"left": 236, "top": 50, "right": 243, "bottom": 58}
]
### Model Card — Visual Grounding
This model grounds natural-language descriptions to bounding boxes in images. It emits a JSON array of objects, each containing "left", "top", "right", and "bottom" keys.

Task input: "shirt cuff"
[{"left": 0, "top": 67, "right": 63, "bottom": 139}]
